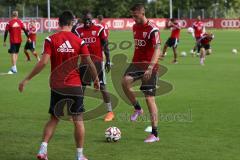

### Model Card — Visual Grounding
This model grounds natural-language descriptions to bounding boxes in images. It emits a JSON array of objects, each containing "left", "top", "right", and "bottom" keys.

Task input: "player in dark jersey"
[
  {"left": 74, "top": 11, "right": 114, "bottom": 122},
  {"left": 198, "top": 32, "right": 214, "bottom": 65},
  {"left": 161, "top": 18, "right": 181, "bottom": 64},
  {"left": 122, "top": 4, "right": 161, "bottom": 143},
  {"left": 24, "top": 19, "right": 40, "bottom": 61},
  {"left": 19, "top": 11, "right": 99, "bottom": 160},
  {"left": 3, "top": 10, "right": 29, "bottom": 74}
]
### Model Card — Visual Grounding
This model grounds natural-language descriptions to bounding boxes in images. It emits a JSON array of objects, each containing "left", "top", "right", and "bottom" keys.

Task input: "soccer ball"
[
  {"left": 232, "top": 49, "right": 238, "bottom": 54},
  {"left": 187, "top": 27, "right": 194, "bottom": 33},
  {"left": 105, "top": 126, "right": 121, "bottom": 142},
  {"left": 180, "top": 51, "right": 187, "bottom": 57}
]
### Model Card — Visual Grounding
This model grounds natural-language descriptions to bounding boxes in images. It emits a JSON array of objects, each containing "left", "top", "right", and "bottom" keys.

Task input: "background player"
[
  {"left": 192, "top": 15, "right": 205, "bottom": 55},
  {"left": 161, "top": 18, "right": 181, "bottom": 64},
  {"left": 97, "top": 15, "right": 110, "bottom": 39},
  {"left": 198, "top": 32, "right": 214, "bottom": 65},
  {"left": 3, "top": 10, "right": 29, "bottom": 74},
  {"left": 24, "top": 19, "right": 40, "bottom": 61},
  {"left": 18, "top": 10, "right": 99, "bottom": 160},
  {"left": 122, "top": 3, "right": 161, "bottom": 143},
  {"left": 74, "top": 11, "right": 114, "bottom": 122}
]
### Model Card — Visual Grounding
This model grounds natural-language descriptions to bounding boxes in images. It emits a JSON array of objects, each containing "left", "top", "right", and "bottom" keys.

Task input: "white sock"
[
  {"left": 77, "top": 148, "right": 83, "bottom": 158},
  {"left": 105, "top": 102, "right": 112, "bottom": 112},
  {"left": 39, "top": 142, "right": 48, "bottom": 154},
  {"left": 11, "top": 65, "right": 17, "bottom": 72}
]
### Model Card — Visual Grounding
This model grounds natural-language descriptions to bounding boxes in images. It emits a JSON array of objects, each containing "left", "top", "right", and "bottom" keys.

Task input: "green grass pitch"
[{"left": 0, "top": 29, "right": 240, "bottom": 160}]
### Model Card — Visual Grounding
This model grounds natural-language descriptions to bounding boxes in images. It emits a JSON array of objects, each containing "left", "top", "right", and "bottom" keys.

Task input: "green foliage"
[{"left": 0, "top": 0, "right": 239, "bottom": 18}]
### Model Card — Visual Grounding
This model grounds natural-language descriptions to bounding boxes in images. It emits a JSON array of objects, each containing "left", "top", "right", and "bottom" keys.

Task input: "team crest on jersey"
[
  {"left": 143, "top": 32, "right": 147, "bottom": 38},
  {"left": 92, "top": 31, "right": 96, "bottom": 36}
]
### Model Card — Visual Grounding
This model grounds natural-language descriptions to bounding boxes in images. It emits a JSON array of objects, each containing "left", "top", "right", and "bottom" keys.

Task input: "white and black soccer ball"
[
  {"left": 180, "top": 51, "right": 187, "bottom": 57},
  {"left": 105, "top": 126, "right": 121, "bottom": 142}
]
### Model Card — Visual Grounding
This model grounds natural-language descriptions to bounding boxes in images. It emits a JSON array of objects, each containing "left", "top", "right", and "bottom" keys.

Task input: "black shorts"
[
  {"left": 24, "top": 41, "right": 35, "bottom": 51},
  {"left": 124, "top": 63, "right": 158, "bottom": 96},
  {"left": 199, "top": 43, "right": 211, "bottom": 50},
  {"left": 49, "top": 89, "right": 84, "bottom": 116},
  {"left": 79, "top": 61, "right": 106, "bottom": 86},
  {"left": 8, "top": 43, "right": 21, "bottom": 54},
  {"left": 165, "top": 38, "right": 179, "bottom": 48}
]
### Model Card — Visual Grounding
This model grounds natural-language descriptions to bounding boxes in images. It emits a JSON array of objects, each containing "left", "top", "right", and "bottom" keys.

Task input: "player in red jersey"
[
  {"left": 18, "top": 11, "right": 99, "bottom": 160},
  {"left": 74, "top": 11, "right": 114, "bottom": 122},
  {"left": 122, "top": 4, "right": 161, "bottom": 143},
  {"left": 24, "top": 19, "right": 40, "bottom": 61},
  {"left": 161, "top": 18, "right": 181, "bottom": 64},
  {"left": 97, "top": 15, "right": 109, "bottom": 38},
  {"left": 198, "top": 32, "right": 214, "bottom": 65},
  {"left": 3, "top": 11, "right": 29, "bottom": 74},
  {"left": 192, "top": 16, "right": 205, "bottom": 55}
]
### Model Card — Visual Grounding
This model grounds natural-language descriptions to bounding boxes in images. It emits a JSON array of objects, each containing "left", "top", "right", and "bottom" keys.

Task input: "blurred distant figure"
[
  {"left": 198, "top": 32, "right": 214, "bottom": 65},
  {"left": 97, "top": 15, "right": 109, "bottom": 38},
  {"left": 3, "top": 11, "right": 29, "bottom": 74},
  {"left": 192, "top": 16, "right": 205, "bottom": 55},
  {"left": 24, "top": 19, "right": 40, "bottom": 61}
]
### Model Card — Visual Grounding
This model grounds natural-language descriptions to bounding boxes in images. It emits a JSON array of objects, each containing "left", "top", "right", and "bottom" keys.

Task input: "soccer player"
[
  {"left": 74, "top": 11, "right": 114, "bottom": 122},
  {"left": 3, "top": 10, "right": 29, "bottom": 74},
  {"left": 121, "top": 4, "right": 161, "bottom": 143},
  {"left": 18, "top": 11, "right": 100, "bottom": 160},
  {"left": 97, "top": 15, "right": 109, "bottom": 38},
  {"left": 192, "top": 15, "right": 205, "bottom": 55},
  {"left": 161, "top": 18, "right": 181, "bottom": 64},
  {"left": 198, "top": 32, "right": 214, "bottom": 65},
  {"left": 24, "top": 19, "right": 40, "bottom": 61}
]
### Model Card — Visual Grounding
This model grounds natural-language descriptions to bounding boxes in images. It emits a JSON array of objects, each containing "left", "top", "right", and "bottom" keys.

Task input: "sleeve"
[
  {"left": 150, "top": 30, "right": 161, "bottom": 46},
  {"left": 79, "top": 40, "right": 90, "bottom": 56},
  {"left": 42, "top": 37, "right": 52, "bottom": 56}
]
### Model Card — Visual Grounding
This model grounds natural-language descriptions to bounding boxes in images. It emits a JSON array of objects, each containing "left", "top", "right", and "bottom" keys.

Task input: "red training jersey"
[
  {"left": 100, "top": 22, "right": 109, "bottom": 38},
  {"left": 5, "top": 18, "right": 25, "bottom": 44},
  {"left": 28, "top": 23, "right": 37, "bottom": 42},
  {"left": 75, "top": 24, "right": 107, "bottom": 62},
  {"left": 132, "top": 21, "right": 160, "bottom": 68},
  {"left": 193, "top": 21, "right": 205, "bottom": 38},
  {"left": 42, "top": 31, "right": 90, "bottom": 88},
  {"left": 170, "top": 22, "right": 181, "bottom": 39}
]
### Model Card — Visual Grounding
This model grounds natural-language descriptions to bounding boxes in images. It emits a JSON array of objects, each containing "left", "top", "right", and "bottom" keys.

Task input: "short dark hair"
[
  {"left": 59, "top": 10, "right": 74, "bottom": 27},
  {"left": 97, "top": 15, "right": 103, "bottom": 21},
  {"left": 130, "top": 3, "right": 145, "bottom": 12}
]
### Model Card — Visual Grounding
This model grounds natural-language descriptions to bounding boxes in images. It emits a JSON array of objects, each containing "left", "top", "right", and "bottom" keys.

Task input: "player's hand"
[
  {"left": 105, "top": 61, "right": 111, "bottom": 73},
  {"left": 27, "top": 38, "right": 31, "bottom": 42},
  {"left": 3, "top": 42, "right": 6, "bottom": 47},
  {"left": 143, "top": 66, "right": 153, "bottom": 81},
  {"left": 18, "top": 80, "right": 28, "bottom": 92},
  {"left": 93, "top": 78, "right": 100, "bottom": 91}
]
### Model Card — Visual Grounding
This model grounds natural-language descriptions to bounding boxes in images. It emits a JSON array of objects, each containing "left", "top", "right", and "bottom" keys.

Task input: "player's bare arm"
[
  {"left": 18, "top": 54, "right": 50, "bottom": 92},
  {"left": 144, "top": 33, "right": 161, "bottom": 80},
  {"left": 3, "top": 30, "right": 8, "bottom": 47},
  {"left": 101, "top": 35, "right": 111, "bottom": 73}
]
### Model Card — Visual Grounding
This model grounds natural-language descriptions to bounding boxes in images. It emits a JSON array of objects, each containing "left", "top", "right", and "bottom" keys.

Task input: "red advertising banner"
[{"left": 0, "top": 18, "right": 239, "bottom": 32}]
